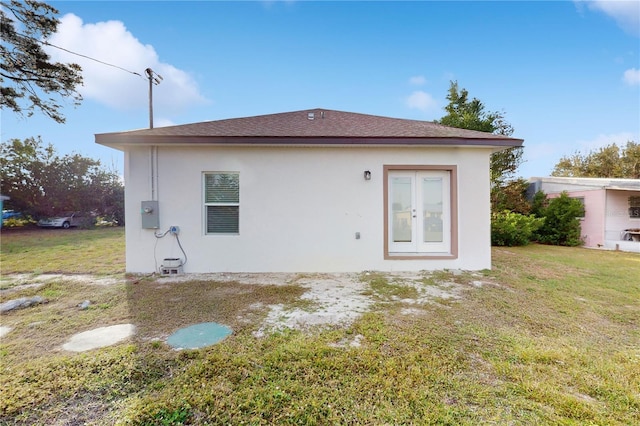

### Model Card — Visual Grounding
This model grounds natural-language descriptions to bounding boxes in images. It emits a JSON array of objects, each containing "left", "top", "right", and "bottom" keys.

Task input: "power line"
[
  {"left": 18, "top": 31, "right": 144, "bottom": 78},
  {"left": 41, "top": 39, "right": 143, "bottom": 78}
]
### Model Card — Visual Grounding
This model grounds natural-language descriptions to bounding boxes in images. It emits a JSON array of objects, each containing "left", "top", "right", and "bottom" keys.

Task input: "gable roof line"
[
  {"left": 97, "top": 135, "right": 522, "bottom": 147},
  {"left": 95, "top": 108, "right": 524, "bottom": 148}
]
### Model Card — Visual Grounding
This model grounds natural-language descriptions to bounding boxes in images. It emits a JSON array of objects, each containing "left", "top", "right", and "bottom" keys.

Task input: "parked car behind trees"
[{"left": 37, "top": 212, "right": 89, "bottom": 229}]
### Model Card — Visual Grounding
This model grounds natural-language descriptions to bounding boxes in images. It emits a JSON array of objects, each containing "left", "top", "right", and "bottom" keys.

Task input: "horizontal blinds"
[
  {"left": 207, "top": 206, "right": 239, "bottom": 233},
  {"left": 205, "top": 173, "right": 239, "bottom": 234},
  {"left": 205, "top": 173, "right": 239, "bottom": 203}
]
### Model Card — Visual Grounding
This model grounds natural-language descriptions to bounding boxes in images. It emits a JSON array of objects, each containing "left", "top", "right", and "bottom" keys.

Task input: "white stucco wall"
[{"left": 124, "top": 145, "right": 492, "bottom": 273}]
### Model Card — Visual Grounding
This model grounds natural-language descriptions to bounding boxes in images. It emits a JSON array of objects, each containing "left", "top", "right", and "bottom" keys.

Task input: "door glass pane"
[
  {"left": 392, "top": 177, "right": 412, "bottom": 243},
  {"left": 422, "top": 177, "right": 443, "bottom": 242}
]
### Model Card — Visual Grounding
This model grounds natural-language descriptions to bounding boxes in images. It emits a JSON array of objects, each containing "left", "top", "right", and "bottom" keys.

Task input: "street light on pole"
[{"left": 145, "top": 68, "right": 163, "bottom": 129}]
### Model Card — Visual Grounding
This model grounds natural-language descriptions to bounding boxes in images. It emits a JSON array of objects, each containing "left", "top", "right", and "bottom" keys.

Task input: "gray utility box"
[
  {"left": 141, "top": 200, "right": 159, "bottom": 229},
  {"left": 161, "top": 258, "right": 183, "bottom": 275}
]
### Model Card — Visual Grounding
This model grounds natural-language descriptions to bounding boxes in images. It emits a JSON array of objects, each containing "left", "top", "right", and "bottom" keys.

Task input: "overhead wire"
[
  {"left": 42, "top": 39, "right": 144, "bottom": 78},
  {"left": 15, "top": 31, "right": 144, "bottom": 79}
]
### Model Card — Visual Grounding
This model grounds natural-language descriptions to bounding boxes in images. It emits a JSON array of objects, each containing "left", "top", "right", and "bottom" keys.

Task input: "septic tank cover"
[{"left": 166, "top": 322, "right": 232, "bottom": 349}]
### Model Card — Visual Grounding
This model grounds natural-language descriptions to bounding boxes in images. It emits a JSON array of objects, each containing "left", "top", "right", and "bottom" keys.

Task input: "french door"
[{"left": 388, "top": 170, "right": 451, "bottom": 253}]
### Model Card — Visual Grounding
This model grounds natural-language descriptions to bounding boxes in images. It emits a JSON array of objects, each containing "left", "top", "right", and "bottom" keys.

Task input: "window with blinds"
[
  {"left": 204, "top": 173, "right": 239, "bottom": 234},
  {"left": 630, "top": 196, "right": 640, "bottom": 218}
]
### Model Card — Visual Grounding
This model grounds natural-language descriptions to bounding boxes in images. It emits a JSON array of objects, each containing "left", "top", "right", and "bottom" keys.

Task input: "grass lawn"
[
  {"left": 0, "top": 229, "right": 638, "bottom": 425},
  {"left": 0, "top": 227, "right": 125, "bottom": 275}
]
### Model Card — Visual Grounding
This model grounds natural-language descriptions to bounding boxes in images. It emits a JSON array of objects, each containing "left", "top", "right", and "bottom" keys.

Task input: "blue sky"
[{"left": 2, "top": 1, "right": 639, "bottom": 179}]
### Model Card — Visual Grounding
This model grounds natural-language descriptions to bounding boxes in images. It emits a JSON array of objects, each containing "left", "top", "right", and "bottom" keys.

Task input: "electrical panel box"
[{"left": 141, "top": 200, "right": 159, "bottom": 229}]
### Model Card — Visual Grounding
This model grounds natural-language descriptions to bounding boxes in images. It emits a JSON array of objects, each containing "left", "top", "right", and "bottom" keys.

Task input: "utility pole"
[{"left": 145, "top": 68, "right": 163, "bottom": 129}]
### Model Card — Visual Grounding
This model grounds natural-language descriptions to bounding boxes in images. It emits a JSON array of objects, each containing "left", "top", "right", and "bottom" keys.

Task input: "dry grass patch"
[
  {"left": 1, "top": 231, "right": 639, "bottom": 425},
  {"left": 128, "top": 277, "right": 308, "bottom": 340}
]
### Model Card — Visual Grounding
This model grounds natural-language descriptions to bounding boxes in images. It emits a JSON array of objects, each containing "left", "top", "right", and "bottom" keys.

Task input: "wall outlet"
[{"left": 169, "top": 226, "right": 180, "bottom": 235}]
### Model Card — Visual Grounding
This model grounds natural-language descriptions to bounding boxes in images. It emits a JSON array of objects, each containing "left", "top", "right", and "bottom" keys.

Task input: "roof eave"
[
  {"left": 530, "top": 176, "right": 640, "bottom": 191},
  {"left": 95, "top": 135, "right": 523, "bottom": 150}
]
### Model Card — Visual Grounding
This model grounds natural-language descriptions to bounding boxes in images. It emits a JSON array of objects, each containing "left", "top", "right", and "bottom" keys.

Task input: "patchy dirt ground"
[
  {"left": 1, "top": 271, "right": 489, "bottom": 353},
  {"left": 155, "top": 271, "right": 483, "bottom": 337},
  {"left": 1, "top": 273, "right": 122, "bottom": 292}
]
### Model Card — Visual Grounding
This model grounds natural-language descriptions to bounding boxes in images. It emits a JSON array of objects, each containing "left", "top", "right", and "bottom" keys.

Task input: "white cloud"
[
  {"left": 525, "top": 132, "right": 638, "bottom": 177},
  {"left": 576, "top": 132, "right": 638, "bottom": 152},
  {"left": 623, "top": 68, "right": 640, "bottom": 85},
  {"left": 520, "top": 142, "right": 565, "bottom": 177},
  {"left": 577, "top": 0, "right": 640, "bottom": 37},
  {"left": 405, "top": 90, "right": 438, "bottom": 112},
  {"left": 45, "top": 14, "right": 209, "bottom": 113},
  {"left": 409, "top": 75, "right": 426, "bottom": 86},
  {"left": 154, "top": 118, "right": 177, "bottom": 128}
]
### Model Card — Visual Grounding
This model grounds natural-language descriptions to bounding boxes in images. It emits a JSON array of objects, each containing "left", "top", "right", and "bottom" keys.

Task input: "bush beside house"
[
  {"left": 491, "top": 211, "right": 543, "bottom": 246},
  {"left": 491, "top": 191, "right": 584, "bottom": 247},
  {"left": 534, "top": 192, "right": 585, "bottom": 246}
]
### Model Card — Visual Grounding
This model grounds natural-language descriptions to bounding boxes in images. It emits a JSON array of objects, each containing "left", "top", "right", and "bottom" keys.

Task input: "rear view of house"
[
  {"left": 96, "top": 108, "right": 523, "bottom": 273},
  {"left": 530, "top": 177, "right": 640, "bottom": 253}
]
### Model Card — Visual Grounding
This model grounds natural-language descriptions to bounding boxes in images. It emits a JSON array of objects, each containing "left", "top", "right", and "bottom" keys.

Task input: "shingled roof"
[{"left": 96, "top": 108, "right": 524, "bottom": 149}]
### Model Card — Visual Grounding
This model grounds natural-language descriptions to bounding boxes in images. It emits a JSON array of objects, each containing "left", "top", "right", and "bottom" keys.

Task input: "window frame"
[
  {"left": 383, "top": 165, "right": 458, "bottom": 260},
  {"left": 629, "top": 196, "right": 640, "bottom": 219},
  {"left": 203, "top": 172, "right": 240, "bottom": 235}
]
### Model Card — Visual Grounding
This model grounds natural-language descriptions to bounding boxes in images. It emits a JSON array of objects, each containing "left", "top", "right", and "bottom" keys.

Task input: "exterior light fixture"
[{"left": 364, "top": 170, "right": 372, "bottom": 180}]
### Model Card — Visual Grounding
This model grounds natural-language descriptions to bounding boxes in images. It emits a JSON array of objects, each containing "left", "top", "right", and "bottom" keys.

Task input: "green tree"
[
  {"left": 436, "top": 81, "right": 523, "bottom": 185},
  {"left": 530, "top": 189, "right": 548, "bottom": 218},
  {"left": 1, "top": 0, "right": 83, "bottom": 123},
  {"left": 89, "top": 168, "right": 125, "bottom": 225},
  {"left": 535, "top": 192, "right": 584, "bottom": 246},
  {"left": 490, "top": 178, "right": 532, "bottom": 214},
  {"left": 552, "top": 141, "right": 640, "bottom": 179},
  {"left": 0, "top": 137, "right": 124, "bottom": 224}
]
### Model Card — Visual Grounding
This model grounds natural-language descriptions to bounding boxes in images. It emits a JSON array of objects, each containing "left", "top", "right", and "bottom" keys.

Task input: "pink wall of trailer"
[{"left": 537, "top": 177, "right": 640, "bottom": 251}]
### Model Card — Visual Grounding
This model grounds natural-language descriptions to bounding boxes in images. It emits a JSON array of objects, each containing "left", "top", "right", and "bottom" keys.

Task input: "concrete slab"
[{"left": 62, "top": 324, "right": 135, "bottom": 352}]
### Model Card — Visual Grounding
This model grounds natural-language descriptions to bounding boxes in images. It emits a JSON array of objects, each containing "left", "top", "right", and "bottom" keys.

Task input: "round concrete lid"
[
  {"left": 63, "top": 324, "right": 135, "bottom": 352},
  {"left": 166, "top": 322, "right": 232, "bottom": 350}
]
